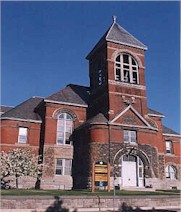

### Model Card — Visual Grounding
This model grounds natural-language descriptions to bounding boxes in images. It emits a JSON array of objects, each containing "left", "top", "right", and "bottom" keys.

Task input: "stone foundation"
[{"left": 1, "top": 195, "right": 181, "bottom": 211}]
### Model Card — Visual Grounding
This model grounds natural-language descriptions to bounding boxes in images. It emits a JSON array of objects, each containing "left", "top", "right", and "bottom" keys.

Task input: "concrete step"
[{"left": 120, "top": 187, "right": 155, "bottom": 191}]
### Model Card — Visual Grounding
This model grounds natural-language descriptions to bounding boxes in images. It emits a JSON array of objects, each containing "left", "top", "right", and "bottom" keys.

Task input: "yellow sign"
[
  {"left": 95, "top": 173, "right": 108, "bottom": 182},
  {"left": 95, "top": 165, "right": 108, "bottom": 173},
  {"left": 94, "top": 163, "right": 108, "bottom": 182}
]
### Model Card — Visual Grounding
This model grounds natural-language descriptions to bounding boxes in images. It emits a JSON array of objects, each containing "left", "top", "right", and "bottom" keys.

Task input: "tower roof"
[{"left": 87, "top": 17, "right": 147, "bottom": 59}]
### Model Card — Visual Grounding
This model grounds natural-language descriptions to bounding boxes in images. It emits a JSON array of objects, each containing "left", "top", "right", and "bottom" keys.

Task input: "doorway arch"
[
  {"left": 113, "top": 147, "right": 152, "bottom": 188},
  {"left": 119, "top": 154, "right": 144, "bottom": 187}
]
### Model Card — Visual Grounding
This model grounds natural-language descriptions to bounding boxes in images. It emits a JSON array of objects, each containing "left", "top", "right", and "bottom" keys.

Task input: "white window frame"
[
  {"left": 123, "top": 130, "right": 137, "bottom": 143},
  {"left": 55, "top": 159, "right": 72, "bottom": 176},
  {"left": 115, "top": 54, "right": 139, "bottom": 84},
  {"left": 56, "top": 113, "right": 73, "bottom": 145},
  {"left": 165, "top": 165, "right": 176, "bottom": 180},
  {"left": 18, "top": 127, "right": 28, "bottom": 144},
  {"left": 165, "top": 140, "right": 173, "bottom": 154}
]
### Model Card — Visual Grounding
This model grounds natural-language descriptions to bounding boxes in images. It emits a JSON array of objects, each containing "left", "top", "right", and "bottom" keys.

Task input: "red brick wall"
[
  {"left": 44, "top": 103, "right": 87, "bottom": 145},
  {"left": 1, "top": 119, "right": 40, "bottom": 154}
]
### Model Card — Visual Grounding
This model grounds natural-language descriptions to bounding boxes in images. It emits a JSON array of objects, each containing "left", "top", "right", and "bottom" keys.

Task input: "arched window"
[
  {"left": 165, "top": 165, "right": 176, "bottom": 179},
  {"left": 115, "top": 54, "right": 139, "bottom": 84},
  {"left": 56, "top": 113, "right": 73, "bottom": 145}
]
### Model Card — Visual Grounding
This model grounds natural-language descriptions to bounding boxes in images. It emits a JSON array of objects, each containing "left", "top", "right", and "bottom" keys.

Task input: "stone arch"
[
  {"left": 113, "top": 146, "right": 152, "bottom": 178},
  {"left": 110, "top": 49, "right": 144, "bottom": 68},
  {"left": 52, "top": 108, "right": 78, "bottom": 121}
]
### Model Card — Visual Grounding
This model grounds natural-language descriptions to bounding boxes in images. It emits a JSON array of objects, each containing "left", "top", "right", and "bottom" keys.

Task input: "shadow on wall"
[
  {"left": 32, "top": 196, "right": 77, "bottom": 212},
  {"left": 119, "top": 202, "right": 177, "bottom": 212},
  {"left": 30, "top": 198, "right": 177, "bottom": 212}
]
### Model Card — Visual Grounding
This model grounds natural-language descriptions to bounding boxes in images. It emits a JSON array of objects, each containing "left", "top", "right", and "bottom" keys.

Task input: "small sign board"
[{"left": 92, "top": 161, "right": 110, "bottom": 192}]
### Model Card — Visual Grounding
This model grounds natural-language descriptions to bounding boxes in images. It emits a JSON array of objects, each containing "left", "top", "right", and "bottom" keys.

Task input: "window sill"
[
  {"left": 166, "top": 153, "right": 175, "bottom": 156},
  {"left": 55, "top": 144, "right": 73, "bottom": 148},
  {"left": 15, "top": 142, "right": 29, "bottom": 146},
  {"left": 124, "top": 142, "right": 137, "bottom": 145},
  {"left": 109, "top": 80, "right": 146, "bottom": 90}
]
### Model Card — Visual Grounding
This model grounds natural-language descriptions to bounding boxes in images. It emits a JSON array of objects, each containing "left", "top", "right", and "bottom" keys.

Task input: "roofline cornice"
[
  {"left": 1, "top": 117, "right": 42, "bottom": 123},
  {"left": 106, "top": 38, "right": 147, "bottom": 50},
  {"left": 148, "top": 113, "right": 165, "bottom": 118},
  {"left": 44, "top": 99, "right": 88, "bottom": 108},
  {"left": 108, "top": 122, "right": 158, "bottom": 131},
  {"left": 163, "top": 133, "right": 181, "bottom": 138}
]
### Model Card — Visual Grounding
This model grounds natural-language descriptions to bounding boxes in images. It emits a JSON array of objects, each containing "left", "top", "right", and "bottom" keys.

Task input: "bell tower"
[{"left": 86, "top": 16, "right": 148, "bottom": 121}]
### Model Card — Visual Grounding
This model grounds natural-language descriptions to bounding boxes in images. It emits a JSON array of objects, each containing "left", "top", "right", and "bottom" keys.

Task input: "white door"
[{"left": 122, "top": 161, "right": 137, "bottom": 187}]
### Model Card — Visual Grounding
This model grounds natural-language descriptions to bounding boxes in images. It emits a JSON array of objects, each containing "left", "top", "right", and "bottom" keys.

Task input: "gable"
[{"left": 110, "top": 105, "right": 157, "bottom": 130}]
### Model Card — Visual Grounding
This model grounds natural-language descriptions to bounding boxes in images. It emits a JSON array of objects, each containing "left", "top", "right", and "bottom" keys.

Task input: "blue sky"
[{"left": 1, "top": 1, "right": 180, "bottom": 133}]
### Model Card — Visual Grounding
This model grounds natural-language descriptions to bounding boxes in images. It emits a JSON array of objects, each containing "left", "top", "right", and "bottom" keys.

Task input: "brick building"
[{"left": 1, "top": 17, "right": 180, "bottom": 190}]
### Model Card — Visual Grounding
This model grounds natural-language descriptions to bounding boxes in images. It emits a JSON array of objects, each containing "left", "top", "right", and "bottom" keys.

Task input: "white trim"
[
  {"left": 107, "top": 46, "right": 145, "bottom": 57},
  {"left": 56, "top": 113, "right": 73, "bottom": 145},
  {"left": 109, "top": 122, "right": 158, "bottom": 131},
  {"left": 109, "top": 91, "right": 147, "bottom": 99},
  {"left": 163, "top": 133, "right": 181, "bottom": 138},
  {"left": 89, "top": 122, "right": 108, "bottom": 126},
  {"left": 55, "top": 158, "right": 72, "bottom": 176},
  {"left": 108, "top": 80, "right": 146, "bottom": 90},
  {"left": 111, "top": 106, "right": 130, "bottom": 123},
  {"left": 110, "top": 48, "right": 144, "bottom": 68},
  {"left": 110, "top": 105, "right": 158, "bottom": 131},
  {"left": 0, "top": 117, "right": 42, "bottom": 123},
  {"left": 106, "top": 38, "right": 147, "bottom": 50},
  {"left": 148, "top": 113, "right": 165, "bottom": 118},
  {"left": 44, "top": 99, "right": 88, "bottom": 108},
  {"left": 111, "top": 105, "right": 148, "bottom": 125}
]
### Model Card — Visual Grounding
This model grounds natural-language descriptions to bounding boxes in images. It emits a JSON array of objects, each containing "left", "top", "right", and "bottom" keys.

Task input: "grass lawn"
[{"left": 1, "top": 189, "right": 180, "bottom": 196}]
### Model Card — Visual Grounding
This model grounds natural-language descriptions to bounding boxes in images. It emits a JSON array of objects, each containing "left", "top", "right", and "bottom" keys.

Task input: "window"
[
  {"left": 56, "top": 113, "right": 73, "bottom": 145},
  {"left": 18, "top": 127, "right": 28, "bottom": 144},
  {"left": 138, "top": 158, "right": 144, "bottom": 178},
  {"left": 165, "top": 165, "right": 176, "bottom": 180},
  {"left": 55, "top": 159, "right": 72, "bottom": 176},
  {"left": 123, "top": 155, "right": 136, "bottom": 162},
  {"left": 165, "top": 140, "right": 173, "bottom": 154},
  {"left": 124, "top": 130, "right": 137, "bottom": 143},
  {"left": 115, "top": 54, "right": 139, "bottom": 84},
  {"left": 98, "top": 64, "right": 103, "bottom": 86}
]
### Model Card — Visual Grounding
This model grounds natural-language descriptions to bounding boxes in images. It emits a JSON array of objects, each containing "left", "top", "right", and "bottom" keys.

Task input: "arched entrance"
[
  {"left": 120, "top": 154, "right": 144, "bottom": 187},
  {"left": 113, "top": 147, "right": 152, "bottom": 188}
]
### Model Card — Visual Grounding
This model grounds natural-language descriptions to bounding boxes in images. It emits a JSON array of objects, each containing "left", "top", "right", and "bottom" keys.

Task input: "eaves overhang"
[
  {"left": 163, "top": 133, "right": 181, "bottom": 138},
  {"left": 44, "top": 99, "right": 88, "bottom": 108},
  {"left": 1, "top": 117, "right": 42, "bottom": 124}
]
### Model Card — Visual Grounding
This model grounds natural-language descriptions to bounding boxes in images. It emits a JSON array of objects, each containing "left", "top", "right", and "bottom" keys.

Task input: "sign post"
[{"left": 92, "top": 162, "right": 95, "bottom": 192}]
